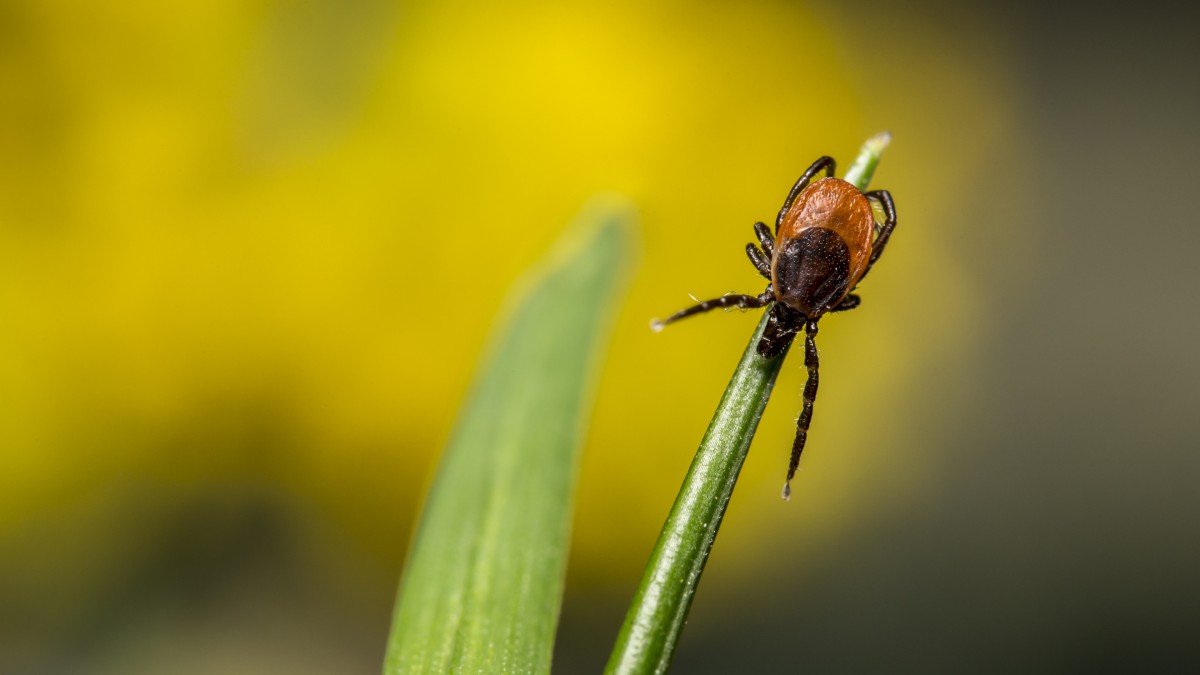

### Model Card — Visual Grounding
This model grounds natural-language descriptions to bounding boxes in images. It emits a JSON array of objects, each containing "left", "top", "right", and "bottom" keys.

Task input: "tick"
[{"left": 651, "top": 155, "right": 897, "bottom": 500}]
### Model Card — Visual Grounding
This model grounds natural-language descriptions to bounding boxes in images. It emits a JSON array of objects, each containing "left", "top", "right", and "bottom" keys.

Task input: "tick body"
[
  {"left": 653, "top": 155, "right": 897, "bottom": 499},
  {"left": 774, "top": 178, "right": 874, "bottom": 317}
]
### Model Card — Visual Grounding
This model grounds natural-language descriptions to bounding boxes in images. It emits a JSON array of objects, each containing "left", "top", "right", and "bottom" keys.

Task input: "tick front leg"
[
  {"left": 783, "top": 319, "right": 821, "bottom": 500},
  {"left": 652, "top": 288, "right": 773, "bottom": 332},
  {"left": 829, "top": 294, "right": 861, "bottom": 313}
]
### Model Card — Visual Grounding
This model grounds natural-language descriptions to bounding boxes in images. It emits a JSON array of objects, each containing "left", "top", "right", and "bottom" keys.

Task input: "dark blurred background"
[{"left": 2, "top": 1, "right": 1197, "bottom": 673}]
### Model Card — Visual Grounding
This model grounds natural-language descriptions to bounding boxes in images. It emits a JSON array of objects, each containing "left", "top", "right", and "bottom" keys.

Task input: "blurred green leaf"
[
  {"left": 384, "top": 198, "right": 636, "bottom": 674},
  {"left": 605, "top": 133, "right": 891, "bottom": 674}
]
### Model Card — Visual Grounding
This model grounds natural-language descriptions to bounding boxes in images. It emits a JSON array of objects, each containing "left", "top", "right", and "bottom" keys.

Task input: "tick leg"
[
  {"left": 652, "top": 288, "right": 773, "bottom": 332},
  {"left": 783, "top": 319, "right": 821, "bottom": 500},
  {"left": 745, "top": 243, "right": 771, "bottom": 279},
  {"left": 829, "top": 294, "right": 860, "bottom": 313},
  {"left": 753, "top": 221, "right": 774, "bottom": 257},
  {"left": 756, "top": 302, "right": 803, "bottom": 358},
  {"left": 776, "top": 156, "right": 837, "bottom": 234},
  {"left": 860, "top": 189, "right": 897, "bottom": 281}
]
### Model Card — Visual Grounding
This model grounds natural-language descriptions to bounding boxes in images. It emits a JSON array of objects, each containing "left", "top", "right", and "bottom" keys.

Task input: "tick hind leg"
[
  {"left": 652, "top": 287, "right": 774, "bottom": 332},
  {"left": 777, "top": 156, "right": 837, "bottom": 234},
  {"left": 783, "top": 319, "right": 821, "bottom": 500},
  {"left": 860, "top": 189, "right": 897, "bottom": 280}
]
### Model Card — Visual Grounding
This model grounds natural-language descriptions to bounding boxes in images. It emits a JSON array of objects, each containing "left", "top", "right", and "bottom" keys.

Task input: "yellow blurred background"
[{"left": 4, "top": 0, "right": 1198, "bottom": 672}]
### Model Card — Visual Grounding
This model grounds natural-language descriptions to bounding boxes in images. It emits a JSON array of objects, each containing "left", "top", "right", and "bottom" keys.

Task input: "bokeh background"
[{"left": 2, "top": 0, "right": 1197, "bottom": 672}]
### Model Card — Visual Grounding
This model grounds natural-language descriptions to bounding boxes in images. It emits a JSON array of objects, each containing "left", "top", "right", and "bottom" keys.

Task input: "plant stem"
[{"left": 604, "top": 133, "right": 891, "bottom": 675}]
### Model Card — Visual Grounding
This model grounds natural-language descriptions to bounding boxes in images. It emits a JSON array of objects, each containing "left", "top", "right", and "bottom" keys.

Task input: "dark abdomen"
[{"left": 773, "top": 228, "right": 852, "bottom": 317}]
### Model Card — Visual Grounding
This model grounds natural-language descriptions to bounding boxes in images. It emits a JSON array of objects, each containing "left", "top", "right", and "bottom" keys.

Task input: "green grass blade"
[
  {"left": 385, "top": 197, "right": 636, "bottom": 675},
  {"left": 605, "top": 133, "right": 891, "bottom": 675}
]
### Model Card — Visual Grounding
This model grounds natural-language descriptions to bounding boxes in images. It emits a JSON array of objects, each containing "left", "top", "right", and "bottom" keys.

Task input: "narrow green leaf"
[
  {"left": 605, "top": 133, "right": 891, "bottom": 675},
  {"left": 385, "top": 198, "right": 636, "bottom": 674}
]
